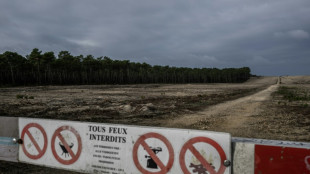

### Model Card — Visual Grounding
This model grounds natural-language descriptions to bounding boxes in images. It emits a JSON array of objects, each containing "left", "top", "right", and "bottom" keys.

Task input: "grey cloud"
[
  {"left": 288, "top": 30, "right": 310, "bottom": 39},
  {"left": 275, "top": 30, "right": 310, "bottom": 39},
  {"left": 1, "top": 0, "right": 310, "bottom": 75}
]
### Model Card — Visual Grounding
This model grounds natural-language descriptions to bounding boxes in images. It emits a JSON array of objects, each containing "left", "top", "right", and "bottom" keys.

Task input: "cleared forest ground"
[
  {"left": 1, "top": 76, "right": 310, "bottom": 173},
  {"left": 1, "top": 77, "right": 273, "bottom": 126},
  {"left": 1, "top": 76, "right": 309, "bottom": 141}
]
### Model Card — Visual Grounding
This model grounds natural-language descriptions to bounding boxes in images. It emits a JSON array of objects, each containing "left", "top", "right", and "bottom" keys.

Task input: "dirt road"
[{"left": 163, "top": 77, "right": 279, "bottom": 137}]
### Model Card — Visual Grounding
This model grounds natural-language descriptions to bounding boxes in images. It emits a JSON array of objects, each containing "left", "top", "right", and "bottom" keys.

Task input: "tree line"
[{"left": 0, "top": 48, "right": 251, "bottom": 86}]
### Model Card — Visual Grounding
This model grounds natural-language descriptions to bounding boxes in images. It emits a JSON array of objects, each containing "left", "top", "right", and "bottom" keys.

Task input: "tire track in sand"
[{"left": 163, "top": 77, "right": 280, "bottom": 136}]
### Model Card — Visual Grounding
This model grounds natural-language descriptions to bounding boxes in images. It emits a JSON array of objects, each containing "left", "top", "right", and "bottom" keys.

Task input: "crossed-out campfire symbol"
[
  {"left": 189, "top": 149, "right": 215, "bottom": 174},
  {"left": 189, "top": 163, "right": 215, "bottom": 174}
]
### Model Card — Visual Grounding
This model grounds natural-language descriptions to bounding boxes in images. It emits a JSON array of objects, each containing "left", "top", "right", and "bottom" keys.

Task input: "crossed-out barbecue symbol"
[{"left": 59, "top": 142, "right": 74, "bottom": 157}]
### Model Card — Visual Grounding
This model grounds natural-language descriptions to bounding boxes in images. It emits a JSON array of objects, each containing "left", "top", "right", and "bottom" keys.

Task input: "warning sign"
[
  {"left": 21, "top": 123, "right": 47, "bottom": 160},
  {"left": 19, "top": 118, "right": 231, "bottom": 173},
  {"left": 133, "top": 132, "right": 174, "bottom": 174},
  {"left": 179, "top": 137, "right": 227, "bottom": 174},
  {"left": 51, "top": 126, "right": 82, "bottom": 165}
]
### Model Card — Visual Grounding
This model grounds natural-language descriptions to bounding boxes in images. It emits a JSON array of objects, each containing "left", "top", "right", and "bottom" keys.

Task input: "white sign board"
[{"left": 19, "top": 118, "right": 231, "bottom": 174}]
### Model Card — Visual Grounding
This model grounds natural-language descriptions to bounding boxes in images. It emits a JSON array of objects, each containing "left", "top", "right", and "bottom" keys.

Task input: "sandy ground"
[
  {"left": 161, "top": 76, "right": 310, "bottom": 142},
  {"left": 0, "top": 77, "right": 270, "bottom": 124},
  {"left": 163, "top": 78, "right": 279, "bottom": 133},
  {"left": 1, "top": 76, "right": 310, "bottom": 173}
]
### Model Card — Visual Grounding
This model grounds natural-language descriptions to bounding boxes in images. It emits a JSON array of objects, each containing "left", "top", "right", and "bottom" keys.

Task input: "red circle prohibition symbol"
[
  {"left": 51, "top": 126, "right": 82, "bottom": 165},
  {"left": 133, "top": 132, "right": 174, "bottom": 174},
  {"left": 21, "top": 123, "right": 48, "bottom": 160},
  {"left": 179, "top": 137, "right": 227, "bottom": 174}
]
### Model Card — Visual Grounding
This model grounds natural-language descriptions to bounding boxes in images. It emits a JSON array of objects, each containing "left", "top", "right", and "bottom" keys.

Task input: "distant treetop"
[{"left": 0, "top": 48, "right": 251, "bottom": 86}]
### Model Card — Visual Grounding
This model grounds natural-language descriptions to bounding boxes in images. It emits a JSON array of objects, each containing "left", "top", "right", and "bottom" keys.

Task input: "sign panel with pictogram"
[
  {"left": 51, "top": 125, "right": 82, "bottom": 165},
  {"left": 133, "top": 132, "right": 174, "bottom": 174},
  {"left": 179, "top": 137, "right": 228, "bottom": 174},
  {"left": 21, "top": 123, "right": 48, "bottom": 160},
  {"left": 19, "top": 118, "right": 231, "bottom": 173}
]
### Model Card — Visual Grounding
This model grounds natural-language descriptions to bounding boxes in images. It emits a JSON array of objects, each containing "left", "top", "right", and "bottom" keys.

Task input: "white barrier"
[
  {"left": 1, "top": 116, "right": 310, "bottom": 174},
  {"left": 0, "top": 117, "right": 18, "bottom": 162}
]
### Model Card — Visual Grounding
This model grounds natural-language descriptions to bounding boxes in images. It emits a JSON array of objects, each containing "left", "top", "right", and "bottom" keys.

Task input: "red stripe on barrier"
[{"left": 255, "top": 145, "right": 310, "bottom": 174}]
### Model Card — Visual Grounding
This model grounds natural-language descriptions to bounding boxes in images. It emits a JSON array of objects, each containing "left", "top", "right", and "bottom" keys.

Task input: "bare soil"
[
  {"left": 161, "top": 76, "right": 310, "bottom": 142},
  {"left": 1, "top": 76, "right": 309, "bottom": 141},
  {"left": 0, "top": 77, "right": 269, "bottom": 125},
  {"left": 1, "top": 76, "right": 310, "bottom": 173}
]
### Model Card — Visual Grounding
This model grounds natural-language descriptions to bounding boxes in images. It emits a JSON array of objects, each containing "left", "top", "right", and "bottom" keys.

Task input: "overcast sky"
[{"left": 1, "top": 0, "right": 310, "bottom": 76}]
